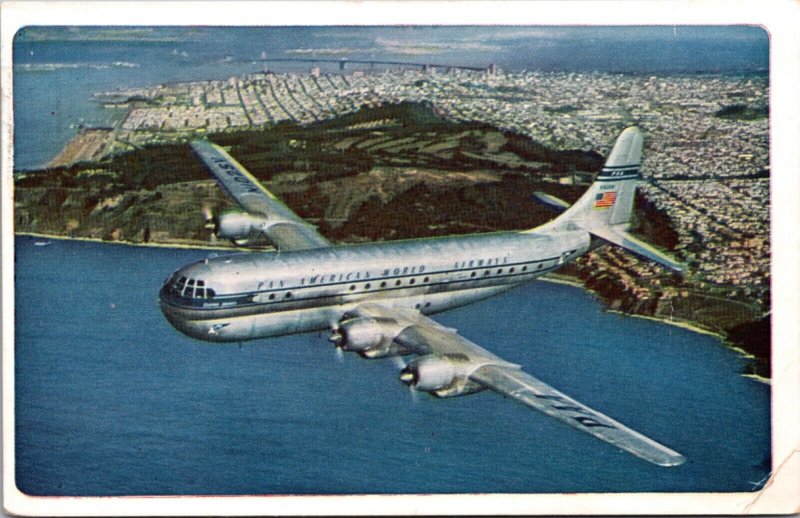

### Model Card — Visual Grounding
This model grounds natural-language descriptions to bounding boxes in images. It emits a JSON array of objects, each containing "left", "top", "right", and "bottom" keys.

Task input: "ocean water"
[
  {"left": 12, "top": 26, "right": 769, "bottom": 170},
  {"left": 14, "top": 236, "right": 771, "bottom": 496}
]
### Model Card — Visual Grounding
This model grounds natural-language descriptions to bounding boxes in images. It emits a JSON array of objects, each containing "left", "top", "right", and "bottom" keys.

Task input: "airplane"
[{"left": 159, "top": 127, "right": 687, "bottom": 467}]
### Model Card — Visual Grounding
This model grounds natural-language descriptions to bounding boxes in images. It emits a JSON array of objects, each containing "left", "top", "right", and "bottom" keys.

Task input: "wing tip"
[
  {"left": 656, "top": 452, "right": 687, "bottom": 468},
  {"left": 636, "top": 447, "right": 686, "bottom": 467}
]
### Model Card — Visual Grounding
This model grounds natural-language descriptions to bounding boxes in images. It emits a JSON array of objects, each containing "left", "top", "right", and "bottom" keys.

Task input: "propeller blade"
[
  {"left": 202, "top": 205, "right": 219, "bottom": 233},
  {"left": 328, "top": 323, "right": 345, "bottom": 360},
  {"left": 408, "top": 382, "right": 419, "bottom": 403}
]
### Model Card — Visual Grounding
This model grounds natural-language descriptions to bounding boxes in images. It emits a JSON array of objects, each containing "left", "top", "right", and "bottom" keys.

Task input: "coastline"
[
  {"left": 540, "top": 273, "right": 726, "bottom": 339},
  {"left": 607, "top": 309, "right": 726, "bottom": 340},
  {"left": 538, "top": 273, "right": 586, "bottom": 289},
  {"left": 607, "top": 309, "right": 771, "bottom": 385},
  {"left": 16, "top": 231, "right": 238, "bottom": 252},
  {"left": 540, "top": 273, "right": 770, "bottom": 384}
]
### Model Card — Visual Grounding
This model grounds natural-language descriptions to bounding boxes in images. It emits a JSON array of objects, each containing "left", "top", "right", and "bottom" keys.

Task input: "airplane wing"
[
  {"left": 469, "top": 365, "right": 686, "bottom": 467},
  {"left": 190, "top": 139, "right": 331, "bottom": 251},
  {"left": 342, "top": 303, "right": 685, "bottom": 467}
]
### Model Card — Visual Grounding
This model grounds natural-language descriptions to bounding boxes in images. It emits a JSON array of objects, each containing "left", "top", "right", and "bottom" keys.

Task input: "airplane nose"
[
  {"left": 158, "top": 295, "right": 192, "bottom": 332},
  {"left": 158, "top": 299, "right": 212, "bottom": 342},
  {"left": 158, "top": 299, "right": 179, "bottom": 325}
]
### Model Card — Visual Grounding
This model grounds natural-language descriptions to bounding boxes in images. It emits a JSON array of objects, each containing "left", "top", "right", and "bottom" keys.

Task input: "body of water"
[
  {"left": 12, "top": 26, "right": 769, "bottom": 170},
  {"left": 14, "top": 236, "right": 771, "bottom": 495}
]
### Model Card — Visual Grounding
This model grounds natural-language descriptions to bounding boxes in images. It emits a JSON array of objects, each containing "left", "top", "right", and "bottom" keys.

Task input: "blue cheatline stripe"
[
  {"left": 599, "top": 171, "right": 639, "bottom": 174},
  {"left": 596, "top": 175, "right": 640, "bottom": 182},
  {"left": 597, "top": 167, "right": 640, "bottom": 180},
  {"left": 602, "top": 164, "right": 641, "bottom": 170}
]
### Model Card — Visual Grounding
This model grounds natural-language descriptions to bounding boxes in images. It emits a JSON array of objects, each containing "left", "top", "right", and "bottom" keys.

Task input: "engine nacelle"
[
  {"left": 215, "top": 211, "right": 271, "bottom": 246},
  {"left": 399, "top": 355, "right": 486, "bottom": 398},
  {"left": 331, "top": 317, "right": 410, "bottom": 359}
]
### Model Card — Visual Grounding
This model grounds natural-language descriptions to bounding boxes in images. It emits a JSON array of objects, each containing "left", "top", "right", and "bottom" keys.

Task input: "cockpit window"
[{"left": 166, "top": 275, "right": 215, "bottom": 300}]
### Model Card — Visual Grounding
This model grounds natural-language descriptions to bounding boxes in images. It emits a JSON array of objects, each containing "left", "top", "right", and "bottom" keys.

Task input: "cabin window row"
[
  {"left": 260, "top": 276, "right": 435, "bottom": 303},
  {"left": 262, "top": 262, "right": 553, "bottom": 303}
]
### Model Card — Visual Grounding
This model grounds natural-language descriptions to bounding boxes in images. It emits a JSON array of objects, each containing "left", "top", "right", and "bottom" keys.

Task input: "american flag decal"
[{"left": 593, "top": 191, "right": 616, "bottom": 209}]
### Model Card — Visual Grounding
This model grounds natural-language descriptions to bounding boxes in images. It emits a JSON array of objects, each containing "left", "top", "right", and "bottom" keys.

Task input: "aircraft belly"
[
  {"left": 166, "top": 306, "right": 339, "bottom": 343},
  {"left": 419, "top": 284, "right": 516, "bottom": 314}
]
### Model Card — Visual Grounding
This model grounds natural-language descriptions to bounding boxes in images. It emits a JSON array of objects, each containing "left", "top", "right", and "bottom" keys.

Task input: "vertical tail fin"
[
  {"left": 597, "top": 126, "right": 643, "bottom": 227},
  {"left": 546, "top": 126, "right": 643, "bottom": 231},
  {"left": 534, "top": 126, "right": 683, "bottom": 272}
]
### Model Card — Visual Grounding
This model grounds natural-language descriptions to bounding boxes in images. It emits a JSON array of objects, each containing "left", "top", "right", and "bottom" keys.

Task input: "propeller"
[
  {"left": 398, "top": 364, "right": 420, "bottom": 403},
  {"left": 408, "top": 383, "right": 419, "bottom": 403},
  {"left": 328, "top": 324, "right": 345, "bottom": 361},
  {"left": 328, "top": 325, "right": 344, "bottom": 347},
  {"left": 202, "top": 205, "right": 221, "bottom": 245},
  {"left": 202, "top": 205, "right": 219, "bottom": 236}
]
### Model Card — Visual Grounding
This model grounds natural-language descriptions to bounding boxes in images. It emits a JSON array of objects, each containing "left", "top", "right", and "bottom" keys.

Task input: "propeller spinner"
[{"left": 328, "top": 325, "right": 344, "bottom": 348}]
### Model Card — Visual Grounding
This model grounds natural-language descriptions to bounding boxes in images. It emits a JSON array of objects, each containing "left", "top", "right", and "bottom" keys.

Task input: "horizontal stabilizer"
[
  {"left": 532, "top": 192, "right": 571, "bottom": 212},
  {"left": 590, "top": 226, "right": 684, "bottom": 273}
]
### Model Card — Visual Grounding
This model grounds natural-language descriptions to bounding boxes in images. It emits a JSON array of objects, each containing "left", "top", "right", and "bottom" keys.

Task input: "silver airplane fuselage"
[{"left": 159, "top": 229, "right": 591, "bottom": 343}]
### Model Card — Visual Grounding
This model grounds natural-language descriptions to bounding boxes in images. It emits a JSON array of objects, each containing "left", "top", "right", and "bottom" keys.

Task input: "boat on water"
[{"left": 33, "top": 240, "right": 52, "bottom": 247}]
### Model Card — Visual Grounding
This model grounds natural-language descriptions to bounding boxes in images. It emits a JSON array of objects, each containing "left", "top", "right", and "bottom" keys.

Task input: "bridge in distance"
[{"left": 259, "top": 57, "right": 497, "bottom": 73}]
